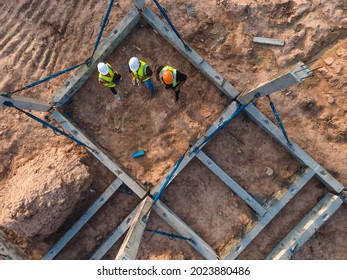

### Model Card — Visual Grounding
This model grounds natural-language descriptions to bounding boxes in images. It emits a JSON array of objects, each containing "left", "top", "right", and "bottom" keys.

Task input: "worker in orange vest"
[
  {"left": 156, "top": 65, "right": 187, "bottom": 101},
  {"left": 97, "top": 62, "right": 122, "bottom": 101}
]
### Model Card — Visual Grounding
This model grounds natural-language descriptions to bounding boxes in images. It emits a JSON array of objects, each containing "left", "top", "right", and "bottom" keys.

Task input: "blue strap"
[
  {"left": 153, "top": 154, "right": 185, "bottom": 204},
  {"left": 11, "top": 62, "right": 84, "bottom": 94},
  {"left": 152, "top": 0, "right": 191, "bottom": 52},
  {"left": 201, "top": 103, "right": 249, "bottom": 147},
  {"left": 268, "top": 97, "right": 291, "bottom": 144},
  {"left": 151, "top": 103, "right": 249, "bottom": 207},
  {"left": 5, "top": 102, "right": 95, "bottom": 152},
  {"left": 92, "top": 0, "right": 115, "bottom": 57},
  {"left": 145, "top": 229, "right": 190, "bottom": 241},
  {"left": 188, "top": 103, "right": 249, "bottom": 156}
]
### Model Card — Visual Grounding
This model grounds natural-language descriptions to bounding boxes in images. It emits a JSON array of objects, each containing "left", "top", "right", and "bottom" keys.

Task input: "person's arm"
[
  {"left": 156, "top": 66, "right": 164, "bottom": 81},
  {"left": 175, "top": 71, "right": 187, "bottom": 90},
  {"left": 146, "top": 66, "right": 153, "bottom": 77}
]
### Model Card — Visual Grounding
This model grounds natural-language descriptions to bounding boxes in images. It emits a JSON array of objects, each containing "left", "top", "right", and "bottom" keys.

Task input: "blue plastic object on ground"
[{"left": 132, "top": 150, "right": 145, "bottom": 158}]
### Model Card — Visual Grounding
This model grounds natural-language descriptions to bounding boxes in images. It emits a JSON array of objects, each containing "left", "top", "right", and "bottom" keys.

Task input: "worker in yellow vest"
[
  {"left": 97, "top": 62, "right": 122, "bottom": 101},
  {"left": 128, "top": 57, "right": 155, "bottom": 97},
  {"left": 156, "top": 65, "right": 187, "bottom": 101}
]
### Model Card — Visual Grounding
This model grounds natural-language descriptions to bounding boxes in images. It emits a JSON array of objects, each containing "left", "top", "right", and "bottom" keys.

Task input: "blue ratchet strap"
[
  {"left": 4, "top": 102, "right": 95, "bottom": 152},
  {"left": 152, "top": 0, "right": 191, "bottom": 52},
  {"left": 268, "top": 96, "right": 291, "bottom": 144},
  {"left": 11, "top": 62, "right": 84, "bottom": 94}
]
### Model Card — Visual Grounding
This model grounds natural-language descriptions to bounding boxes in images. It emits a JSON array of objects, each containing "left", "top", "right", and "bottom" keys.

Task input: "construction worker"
[
  {"left": 156, "top": 65, "right": 187, "bottom": 101},
  {"left": 97, "top": 62, "right": 122, "bottom": 101},
  {"left": 128, "top": 57, "right": 155, "bottom": 97}
]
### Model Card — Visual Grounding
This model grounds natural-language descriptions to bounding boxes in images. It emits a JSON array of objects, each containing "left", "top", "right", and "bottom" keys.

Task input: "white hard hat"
[
  {"left": 129, "top": 57, "right": 140, "bottom": 71},
  {"left": 97, "top": 62, "right": 108, "bottom": 75}
]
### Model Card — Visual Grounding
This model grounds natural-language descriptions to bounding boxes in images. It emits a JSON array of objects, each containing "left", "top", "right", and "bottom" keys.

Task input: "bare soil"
[
  {"left": 62, "top": 20, "right": 229, "bottom": 186},
  {"left": 0, "top": 0, "right": 346, "bottom": 260}
]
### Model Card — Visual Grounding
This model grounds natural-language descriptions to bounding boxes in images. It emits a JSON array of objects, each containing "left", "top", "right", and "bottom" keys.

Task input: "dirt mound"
[{"left": 0, "top": 147, "right": 92, "bottom": 239}]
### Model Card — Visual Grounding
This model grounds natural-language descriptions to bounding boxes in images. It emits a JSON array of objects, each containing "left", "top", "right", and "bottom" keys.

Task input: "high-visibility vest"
[
  {"left": 99, "top": 63, "right": 117, "bottom": 88},
  {"left": 131, "top": 60, "right": 150, "bottom": 82},
  {"left": 159, "top": 66, "right": 179, "bottom": 87}
]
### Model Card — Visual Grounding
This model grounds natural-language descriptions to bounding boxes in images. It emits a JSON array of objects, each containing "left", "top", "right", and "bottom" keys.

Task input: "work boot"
[{"left": 115, "top": 94, "right": 121, "bottom": 101}]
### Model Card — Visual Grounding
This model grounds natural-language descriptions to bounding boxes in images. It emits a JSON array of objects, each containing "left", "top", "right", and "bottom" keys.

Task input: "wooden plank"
[
  {"left": 90, "top": 205, "right": 140, "bottom": 260},
  {"left": 266, "top": 193, "right": 343, "bottom": 260},
  {"left": 1, "top": 94, "right": 52, "bottom": 112},
  {"left": 253, "top": 37, "right": 285, "bottom": 46},
  {"left": 153, "top": 200, "right": 219, "bottom": 260},
  {"left": 51, "top": 110, "right": 147, "bottom": 198},
  {"left": 116, "top": 197, "right": 153, "bottom": 260},
  {"left": 196, "top": 151, "right": 266, "bottom": 216},
  {"left": 237, "top": 62, "right": 311, "bottom": 105},
  {"left": 52, "top": 8, "right": 140, "bottom": 106},
  {"left": 42, "top": 178, "right": 123, "bottom": 260},
  {"left": 245, "top": 104, "right": 345, "bottom": 193},
  {"left": 222, "top": 168, "right": 315, "bottom": 259},
  {"left": 0, "top": 230, "right": 28, "bottom": 260},
  {"left": 142, "top": 7, "right": 239, "bottom": 99}
]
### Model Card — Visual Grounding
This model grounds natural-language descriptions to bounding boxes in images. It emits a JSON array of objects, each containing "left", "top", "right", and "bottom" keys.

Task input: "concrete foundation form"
[
  {"left": 266, "top": 193, "right": 343, "bottom": 260},
  {"left": 42, "top": 178, "right": 123, "bottom": 260},
  {"left": 222, "top": 167, "right": 315, "bottom": 259}
]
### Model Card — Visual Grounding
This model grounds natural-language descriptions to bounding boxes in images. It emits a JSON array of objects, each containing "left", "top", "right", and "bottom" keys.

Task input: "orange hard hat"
[{"left": 162, "top": 70, "right": 173, "bottom": 85}]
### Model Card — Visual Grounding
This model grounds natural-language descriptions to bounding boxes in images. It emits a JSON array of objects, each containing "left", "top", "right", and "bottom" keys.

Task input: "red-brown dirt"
[{"left": 0, "top": 0, "right": 346, "bottom": 260}]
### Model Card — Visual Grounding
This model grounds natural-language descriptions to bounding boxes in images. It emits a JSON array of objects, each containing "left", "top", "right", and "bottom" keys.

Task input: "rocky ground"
[{"left": 0, "top": 0, "right": 346, "bottom": 260}]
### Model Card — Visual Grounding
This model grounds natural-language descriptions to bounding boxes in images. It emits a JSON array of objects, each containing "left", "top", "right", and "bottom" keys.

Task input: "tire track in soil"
[
  {"left": 40, "top": 1, "right": 82, "bottom": 71},
  {"left": 26, "top": 0, "right": 51, "bottom": 26},
  {"left": 0, "top": 30, "right": 29, "bottom": 60},
  {"left": 0, "top": 5, "right": 14, "bottom": 24},
  {"left": 24, "top": 0, "right": 45, "bottom": 20},
  {"left": 11, "top": 34, "right": 34, "bottom": 65},
  {"left": 0, "top": 22, "right": 22, "bottom": 51},
  {"left": 0, "top": 0, "right": 85, "bottom": 83}
]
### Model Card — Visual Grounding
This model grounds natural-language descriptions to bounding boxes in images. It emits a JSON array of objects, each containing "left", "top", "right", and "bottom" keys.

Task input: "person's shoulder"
[
  {"left": 176, "top": 70, "right": 187, "bottom": 80},
  {"left": 156, "top": 65, "right": 164, "bottom": 73}
]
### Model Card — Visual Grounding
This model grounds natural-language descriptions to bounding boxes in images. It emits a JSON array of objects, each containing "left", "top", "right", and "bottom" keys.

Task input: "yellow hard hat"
[{"left": 162, "top": 70, "right": 173, "bottom": 85}]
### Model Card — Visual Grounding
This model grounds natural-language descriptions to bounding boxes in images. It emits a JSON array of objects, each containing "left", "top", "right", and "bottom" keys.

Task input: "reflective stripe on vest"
[
  {"left": 99, "top": 63, "right": 116, "bottom": 88},
  {"left": 159, "top": 66, "right": 179, "bottom": 87},
  {"left": 132, "top": 60, "right": 150, "bottom": 82}
]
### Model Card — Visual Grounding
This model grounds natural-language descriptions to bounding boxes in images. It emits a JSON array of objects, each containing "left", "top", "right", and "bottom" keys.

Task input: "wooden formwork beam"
[
  {"left": 142, "top": 7, "right": 239, "bottom": 99},
  {"left": 222, "top": 168, "right": 315, "bottom": 259},
  {"left": 266, "top": 193, "right": 343, "bottom": 260},
  {"left": 245, "top": 104, "right": 345, "bottom": 194},
  {"left": 90, "top": 205, "right": 141, "bottom": 260},
  {"left": 115, "top": 197, "right": 153, "bottom": 260},
  {"left": 51, "top": 110, "right": 146, "bottom": 198},
  {"left": 153, "top": 200, "right": 219, "bottom": 260},
  {"left": 42, "top": 178, "right": 123, "bottom": 260},
  {"left": 196, "top": 151, "right": 266, "bottom": 216},
  {"left": 51, "top": 8, "right": 140, "bottom": 107}
]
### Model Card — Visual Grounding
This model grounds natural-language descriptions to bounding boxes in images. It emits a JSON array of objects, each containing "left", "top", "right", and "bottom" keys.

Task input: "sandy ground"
[
  {"left": 63, "top": 20, "right": 228, "bottom": 186},
  {"left": 0, "top": 0, "right": 346, "bottom": 259}
]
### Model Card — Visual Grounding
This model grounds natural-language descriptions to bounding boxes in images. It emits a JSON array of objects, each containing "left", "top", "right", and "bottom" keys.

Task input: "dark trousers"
[
  {"left": 174, "top": 89, "right": 180, "bottom": 101},
  {"left": 110, "top": 74, "right": 122, "bottom": 95},
  {"left": 166, "top": 85, "right": 181, "bottom": 101},
  {"left": 110, "top": 87, "right": 117, "bottom": 95}
]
